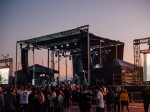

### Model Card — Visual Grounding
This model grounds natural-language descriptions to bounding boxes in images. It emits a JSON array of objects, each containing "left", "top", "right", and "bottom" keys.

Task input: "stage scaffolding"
[
  {"left": 16, "top": 25, "right": 124, "bottom": 86},
  {"left": 133, "top": 37, "right": 150, "bottom": 85}
]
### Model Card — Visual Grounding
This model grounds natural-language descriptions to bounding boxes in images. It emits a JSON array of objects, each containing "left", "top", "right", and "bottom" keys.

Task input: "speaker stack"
[{"left": 21, "top": 48, "right": 29, "bottom": 75}]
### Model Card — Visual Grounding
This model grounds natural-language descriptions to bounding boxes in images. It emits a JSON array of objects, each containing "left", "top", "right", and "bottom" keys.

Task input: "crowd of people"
[{"left": 0, "top": 84, "right": 131, "bottom": 112}]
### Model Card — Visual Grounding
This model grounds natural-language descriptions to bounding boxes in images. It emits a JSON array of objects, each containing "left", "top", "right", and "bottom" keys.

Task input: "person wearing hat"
[
  {"left": 79, "top": 86, "right": 91, "bottom": 112},
  {"left": 94, "top": 86, "right": 104, "bottom": 112}
]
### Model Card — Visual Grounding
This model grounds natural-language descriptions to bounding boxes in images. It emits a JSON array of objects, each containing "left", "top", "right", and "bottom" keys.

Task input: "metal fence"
[{"left": 128, "top": 92, "right": 142, "bottom": 102}]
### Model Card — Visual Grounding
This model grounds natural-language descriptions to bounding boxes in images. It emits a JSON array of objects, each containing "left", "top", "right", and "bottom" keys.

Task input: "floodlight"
[{"left": 66, "top": 44, "right": 69, "bottom": 46}]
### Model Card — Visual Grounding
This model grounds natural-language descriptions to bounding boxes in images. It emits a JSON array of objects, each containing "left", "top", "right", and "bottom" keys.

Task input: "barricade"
[{"left": 128, "top": 92, "right": 142, "bottom": 102}]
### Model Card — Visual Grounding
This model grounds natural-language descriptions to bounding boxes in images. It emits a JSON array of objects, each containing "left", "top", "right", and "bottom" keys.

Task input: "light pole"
[{"left": 2, "top": 54, "right": 9, "bottom": 66}]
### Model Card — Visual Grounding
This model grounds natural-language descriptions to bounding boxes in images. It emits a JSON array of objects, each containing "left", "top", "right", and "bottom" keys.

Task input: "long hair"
[{"left": 37, "top": 90, "right": 45, "bottom": 104}]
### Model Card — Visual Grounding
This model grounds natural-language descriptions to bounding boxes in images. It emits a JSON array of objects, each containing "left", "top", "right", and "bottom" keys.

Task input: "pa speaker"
[{"left": 21, "top": 48, "right": 29, "bottom": 75}]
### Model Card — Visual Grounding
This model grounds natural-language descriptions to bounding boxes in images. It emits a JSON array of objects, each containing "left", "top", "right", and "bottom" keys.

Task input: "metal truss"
[
  {"left": 0, "top": 58, "right": 13, "bottom": 63},
  {"left": 133, "top": 37, "right": 150, "bottom": 85}
]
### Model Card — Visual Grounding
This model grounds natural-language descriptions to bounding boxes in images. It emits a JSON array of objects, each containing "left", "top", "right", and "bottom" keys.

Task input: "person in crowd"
[
  {"left": 72, "top": 87, "right": 76, "bottom": 104},
  {"left": 75, "top": 88, "right": 80, "bottom": 104},
  {"left": 0, "top": 86, "right": 4, "bottom": 112},
  {"left": 114, "top": 87, "right": 121, "bottom": 112},
  {"left": 89, "top": 87, "right": 94, "bottom": 105},
  {"left": 79, "top": 86, "right": 91, "bottom": 112},
  {"left": 106, "top": 86, "right": 115, "bottom": 112},
  {"left": 28, "top": 87, "right": 37, "bottom": 112},
  {"left": 141, "top": 86, "right": 150, "bottom": 112},
  {"left": 17, "top": 86, "right": 31, "bottom": 112},
  {"left": 99, "top": 86, "right": 106, "bottom": 101},
  {"left": 53, "top": 89, "right": 63, "bottom": 112},
  {"left": 94, "top": 86, "right": 104, "bottom": 112},
  {"left": 63, "top": 86, "right": 71, "bottom": 111},
  {"left": 120, "top": 89, "right": 129, "bottom": 112},
  {"left": 69, "top": 86, "right": 73, "bottom": 106},
  {"left": 11, "top": 87, "right": 18, "bottom": 112},
  {"left": 33, "top": 90, "right": 45, "bottom": 112},
  {"left": 4, "top": 86, "right": 16, "bottom": 112},
  {"left": 43, "top": 86, "right": 51, "bottom": 112},
  {"left": 48, "top": 86, "right": 56, "bottom": 112}
]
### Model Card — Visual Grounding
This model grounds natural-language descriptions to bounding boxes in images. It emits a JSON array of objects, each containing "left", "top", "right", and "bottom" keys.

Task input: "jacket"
[
  {"left": 4, "top": 92, "right": 16, "bottom": 110},
  {"left": 120, "top": 93, "right": 129, "bottom": 102}
]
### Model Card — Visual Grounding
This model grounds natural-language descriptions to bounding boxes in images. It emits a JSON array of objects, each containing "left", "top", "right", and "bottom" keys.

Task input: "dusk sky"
[{"left": 0, "top": 1, "right": 150, "bottom": 80}]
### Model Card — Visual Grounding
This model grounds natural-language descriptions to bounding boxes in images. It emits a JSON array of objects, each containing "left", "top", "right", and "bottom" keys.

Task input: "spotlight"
[
  {"left": 61, "top": 45, "right": 63, "bottom": 47},
  {"left": 55, "top": 46, "right": 57, "bottom": 49},
  {"left": 91, "top": 48, "right": 93, "bottom": 51},
  {"left": 48, "top": 47, "right": 50, "bottom": 50},
  {"left": 74, "top": 43, "right": 77, "bottom": 45},
  {"left": 66, "top": 44, "right": 69, "bottom": 46},
  {"left": 96, "top": 53, "right": 98, "bottom": 55}
]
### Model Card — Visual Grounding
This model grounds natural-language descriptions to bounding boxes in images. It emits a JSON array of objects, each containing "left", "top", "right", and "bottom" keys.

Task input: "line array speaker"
[{"left": 21, "top": 48, "right": 29, "bottom": 75}]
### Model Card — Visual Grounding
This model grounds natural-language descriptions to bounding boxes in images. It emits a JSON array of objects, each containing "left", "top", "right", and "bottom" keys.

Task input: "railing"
[{"left": 128, "top": 92, "right": 142, "bottom": 102}]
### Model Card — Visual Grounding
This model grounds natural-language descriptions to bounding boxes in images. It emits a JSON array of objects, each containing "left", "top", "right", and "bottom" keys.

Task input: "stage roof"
[{"left": 17, "top": 25, "right": 124, "bottom": 51}]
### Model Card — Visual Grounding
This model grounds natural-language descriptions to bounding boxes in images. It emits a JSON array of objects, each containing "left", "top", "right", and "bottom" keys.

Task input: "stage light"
[
  {"left": 91, "top": 48, "right": 93, "bottom": 51},
  {"left": 74, "top": 43, "right": 77, "bottom": 45},
  {"left": 66, "top": 44, "right": 69, "bottom": 46},
  {"left": 96, "top": 53, "right": 98, "bottom": 55},
  {"left": 55, "top": 46, "right": 57, "bottom": 49},
  {"left": 48, "top": 47, "right": 50, "bottom": 50},
  {"left": 61, "top": 45, "right": 63, "bottom": 47}
]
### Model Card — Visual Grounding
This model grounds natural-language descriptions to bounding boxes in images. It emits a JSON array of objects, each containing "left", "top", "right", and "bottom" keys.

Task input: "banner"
[
  {"left": 143, "top": 53, "right": 150, "bottom": 81},
  {"left": 0, "top": 68, "right": 9, "bottom": 84}
]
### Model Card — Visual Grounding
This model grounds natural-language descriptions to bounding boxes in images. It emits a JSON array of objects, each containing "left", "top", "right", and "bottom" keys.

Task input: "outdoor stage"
[{"left": 16, "top": 25, "right": 126, "bottom": 86}]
